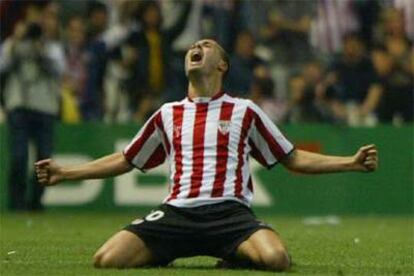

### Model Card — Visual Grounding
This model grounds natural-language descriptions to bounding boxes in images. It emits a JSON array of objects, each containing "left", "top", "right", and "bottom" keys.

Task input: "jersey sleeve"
[
  {"left": 123, "top": 110, "right": 167, "bottom": 171},
  {"left": 247, "top": 101, "right": 294, "bottom": 168}
]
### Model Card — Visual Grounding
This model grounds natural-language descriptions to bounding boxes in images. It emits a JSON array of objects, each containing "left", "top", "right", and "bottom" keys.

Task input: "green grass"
[{"left": 0, "top": 212, "right": 413, "bottom": 275}]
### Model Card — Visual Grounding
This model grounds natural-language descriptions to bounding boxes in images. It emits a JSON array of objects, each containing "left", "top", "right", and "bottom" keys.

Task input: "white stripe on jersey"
[
  {"left": 178, "top": 104, "right": 196, "bottom": 200},
  {"left": 123, "top": 92, "right": 294, "bottom": 207},
  {"left": 222, "top": 102, "right": 248, "bottom": 200},
  {"left": 160, "top": 104, "right": 174, "bottom": 191},
  {"left": 131, "top": 131, "right": 159, "bottom": 166}
]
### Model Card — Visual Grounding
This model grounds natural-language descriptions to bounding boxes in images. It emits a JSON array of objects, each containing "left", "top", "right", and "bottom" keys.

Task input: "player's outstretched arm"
[
  {"left": 35, "top": 152, "right": 133, "bottom": 186},
  {"left": 281, "top": 144, "right": 378, "bottom": 174}
]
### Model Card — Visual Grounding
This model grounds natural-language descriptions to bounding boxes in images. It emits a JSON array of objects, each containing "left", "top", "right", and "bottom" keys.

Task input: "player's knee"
[
  {"left": 93, "top": 251, "right": 109, "bottom": 268},
  {"left": 259, "top": 247, "right": 290, "bottom": 271},
  {"left": 93, "top": 251, "right": 104, "bottom": 268},
  {"left": 93, "top": 251, "right": 124, "bottom": 269}
]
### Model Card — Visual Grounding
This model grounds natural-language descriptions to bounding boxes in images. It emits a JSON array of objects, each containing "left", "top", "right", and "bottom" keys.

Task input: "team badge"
[{"left": 218, "top": 120, "right": 231, "bottom": 135}]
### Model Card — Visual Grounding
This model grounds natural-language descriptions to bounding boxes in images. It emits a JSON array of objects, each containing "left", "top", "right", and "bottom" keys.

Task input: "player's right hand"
[
  {"left": 352, "top": 144, "right": 378, "bottom": 172},
  {"left": 35, "top": 159, "right": 63, "bottom": 186}
]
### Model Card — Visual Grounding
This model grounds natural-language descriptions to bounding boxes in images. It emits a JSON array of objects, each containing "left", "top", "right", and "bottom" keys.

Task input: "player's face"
[{"left": 185, "top": 39, "right": 223, "bottom": 77}]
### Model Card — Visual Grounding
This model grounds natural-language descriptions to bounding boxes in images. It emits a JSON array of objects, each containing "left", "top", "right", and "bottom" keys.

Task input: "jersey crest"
[{"left": 218, "top": 120, "right": 231, "bottom": 135}]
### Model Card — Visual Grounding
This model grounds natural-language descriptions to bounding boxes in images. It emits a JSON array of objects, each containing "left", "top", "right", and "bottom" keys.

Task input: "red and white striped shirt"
[{"left": 123, "top": 92, "right": 294, "bottom": 207}]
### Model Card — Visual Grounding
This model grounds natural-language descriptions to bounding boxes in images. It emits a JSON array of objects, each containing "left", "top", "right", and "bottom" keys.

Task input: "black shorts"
[{"left": 124, "top": 200, "right": 273, "bottom": 264}]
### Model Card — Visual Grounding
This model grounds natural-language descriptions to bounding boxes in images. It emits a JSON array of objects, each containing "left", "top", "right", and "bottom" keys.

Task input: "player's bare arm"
[
  {"left": 35, "top": 152, "right": 132, "bottom": 186},
  {"left": 281, "top": 144, "right": 378, "bottom": 174}
]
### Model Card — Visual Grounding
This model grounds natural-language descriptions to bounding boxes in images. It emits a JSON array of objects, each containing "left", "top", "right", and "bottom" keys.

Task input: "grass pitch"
[{"left": 0, "top": 211, "right": 413, "bottom": 275}]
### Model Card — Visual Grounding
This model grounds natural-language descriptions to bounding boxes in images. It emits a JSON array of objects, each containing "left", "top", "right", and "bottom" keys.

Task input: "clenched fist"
[
  {"left": 352, "top": 144, "right": 378, "bottom": 172},
  {"left": 35, "top": 159, "right": 64, "bottom": 186}
]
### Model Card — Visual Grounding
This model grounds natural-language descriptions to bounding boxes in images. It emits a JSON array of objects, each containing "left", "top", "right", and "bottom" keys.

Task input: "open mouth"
[{"left": 190, "top": 51, "right": 203, "bottom": 63}]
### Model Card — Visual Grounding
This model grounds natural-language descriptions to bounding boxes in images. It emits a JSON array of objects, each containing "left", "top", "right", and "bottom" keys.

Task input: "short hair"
[{"left": 216, "top": 44, "right": 230, "bottom": 79}]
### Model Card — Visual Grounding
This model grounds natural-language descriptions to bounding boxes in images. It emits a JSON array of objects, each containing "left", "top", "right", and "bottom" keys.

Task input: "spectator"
[
  {"left": 130, "top": 0, "right": 191, "bottom": 122},
  {"left": 379, "top": 8, "right": 413, "bottom": 73},
  {"left": 250, "top": 65, "right": 287, "bottom": 123},
  {"left": 369, "top": 7, "right": 413, "bottom": 124},
  {"left": 81, "top": 1, "right": 109, "bottom": 121},
  {"left": 0, "top": 4, "right": 64, "bottom": 211},
  {"left": 80, "top": 0, "right": 131, "bottom": 122},
  {"left": 104, "top": 38, "right": 140, "bottom": 123},
  {"left": 372, "top": 46, "right": 413, "bottom": 124},
  {"left": 61, "top": 16, "right": 87, "bottom": 123},
  {"left": 324, "top": 33, "right": 383, "bottom": 126},
  {"left": 261, "top": 0, "right": 316, "bottom": 64},
  {"left": 225, "top": 30, "right": 265, "bottom": 97},
  {"left": 288, "top": 61, "right": 337, "bottom": 123},
  {"left": 102, "top": 0, "right": 142, "bottom": 123},
  {"left": 41, "top": 1, "right": 60, "bottom": 41}
]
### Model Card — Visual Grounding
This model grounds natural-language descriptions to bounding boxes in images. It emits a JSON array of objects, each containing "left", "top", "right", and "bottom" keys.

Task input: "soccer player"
[{"left": 35, "top": 39, "right": 378, "bottom": 271}]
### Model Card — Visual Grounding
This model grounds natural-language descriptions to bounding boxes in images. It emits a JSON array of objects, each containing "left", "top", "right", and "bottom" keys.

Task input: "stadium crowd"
[{"left": 0, "top": 0, "right": 413, "bottom": 127}]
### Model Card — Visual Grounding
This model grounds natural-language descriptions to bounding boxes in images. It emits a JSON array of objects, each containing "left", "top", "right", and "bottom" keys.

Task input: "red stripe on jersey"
[
  {"left": 167, "top": 105, "right": 184, "bottom": 201},
  {"left": 254, "top": 112, "right": 286, "bottom": 160},
  {"left": 124, "top": 112, "right": 159, "bottom": 162},
  {"left": 211, "top": 102, "right": 234, "bottom": 197},
  {"left": 248, "top": 138, "right": 268, "bottom": 167},
  {"left": 156, "top": 112, "right": 171, "bottom": 155},
  {"left": 188, "top": 103, "right": 209, "bottom": 198},
  {"left": 142, "top": 144, "right": 166, "bottom": 170},
  {"left": 234, "top": 107, "right": 254, "bottom": 198}
]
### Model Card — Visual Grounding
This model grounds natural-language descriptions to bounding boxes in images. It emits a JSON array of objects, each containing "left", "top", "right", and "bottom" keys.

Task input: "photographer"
[{"left": 0, "top": 15, "right": 65, "bottom": 211}]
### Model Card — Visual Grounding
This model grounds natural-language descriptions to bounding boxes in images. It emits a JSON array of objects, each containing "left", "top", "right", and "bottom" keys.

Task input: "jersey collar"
[{"left": 187, "top": 91, "right": 225, "bottom": 103}]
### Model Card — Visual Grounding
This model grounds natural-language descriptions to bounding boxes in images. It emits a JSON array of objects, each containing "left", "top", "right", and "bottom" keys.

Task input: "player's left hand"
[{"left": 352, "top": 144, "right": 378, "bottom": 172}]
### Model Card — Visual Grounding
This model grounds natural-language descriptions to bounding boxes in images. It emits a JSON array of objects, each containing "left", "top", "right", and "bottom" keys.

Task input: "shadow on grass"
[{"left": 141, "top": 263, "right": 286, "bottom": 274}]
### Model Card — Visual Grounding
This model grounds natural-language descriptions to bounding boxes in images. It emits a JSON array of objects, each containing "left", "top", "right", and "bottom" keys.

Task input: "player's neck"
[{"left": 188, "top": 74, "right": 222, "bottom": 99}]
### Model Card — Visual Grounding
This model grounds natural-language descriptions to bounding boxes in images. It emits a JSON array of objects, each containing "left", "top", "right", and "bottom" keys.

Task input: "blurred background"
[
  {"left": 0, "top": 0, "right": 412, "bottom": 214},
  {"left": 1, "top": 0, "right": 413, "bottom": 125}
]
